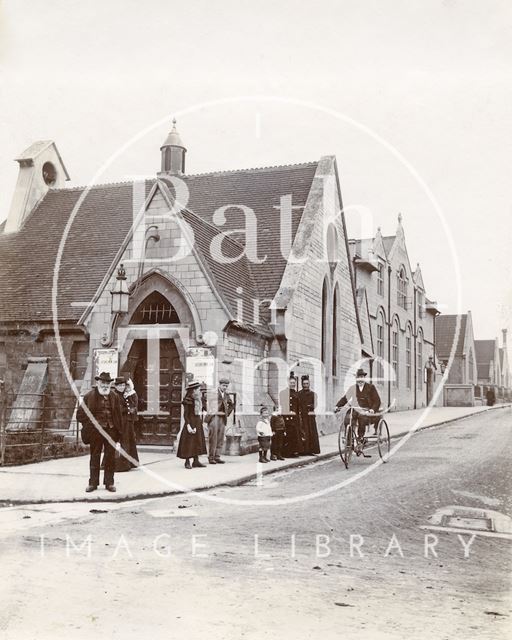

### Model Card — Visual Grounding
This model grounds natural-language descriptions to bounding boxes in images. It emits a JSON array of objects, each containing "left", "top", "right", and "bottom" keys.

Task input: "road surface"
[{"left": 1, "top": 408, "right": 511, "bottom": 639}]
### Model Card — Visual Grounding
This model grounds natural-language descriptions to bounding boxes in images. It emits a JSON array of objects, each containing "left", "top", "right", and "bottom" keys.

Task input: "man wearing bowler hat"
[
  {"left": 77, "top": 371, "right": 123, "bottom": 492},
  {"left": 205, "top": 377, "right": 234, "bottom": 464},
  {"left": 335, "top": 367, "right": 381, "bottom": 441}
]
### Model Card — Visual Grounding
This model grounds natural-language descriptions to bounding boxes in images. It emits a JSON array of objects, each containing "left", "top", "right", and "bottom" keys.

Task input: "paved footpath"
[{"left": 0, "top": 404, "right": 509, "bottom": 505}]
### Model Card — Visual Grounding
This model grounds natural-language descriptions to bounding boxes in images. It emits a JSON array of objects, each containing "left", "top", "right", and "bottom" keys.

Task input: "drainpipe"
[{"left": 387, "top": 265, "right": 391, "bottom": 410}]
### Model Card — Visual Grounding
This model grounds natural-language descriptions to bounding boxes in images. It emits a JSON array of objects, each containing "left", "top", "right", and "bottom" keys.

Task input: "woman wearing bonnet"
[
  {"left": 177, "top": 381, "right": 207, "bottom": 469},
  {"left": 113, "top": 377, "right": 140, "bottom": 471}
]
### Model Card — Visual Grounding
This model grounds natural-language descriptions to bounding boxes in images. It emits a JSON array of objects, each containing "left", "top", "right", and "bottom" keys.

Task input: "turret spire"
[{"left": 160, "top": 119, "right": 186, "bottom": 175}]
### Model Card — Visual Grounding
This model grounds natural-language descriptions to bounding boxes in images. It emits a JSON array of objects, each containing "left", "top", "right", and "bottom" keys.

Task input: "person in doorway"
[
  {"left": 298, "top": 375, "right": 321, "bottom": 455},
  {"left": 112, "top": 377, "right": 139, "bottom": 471},
  {"left": 205, "top": 377, "right": 234, "bottom": 464},
  {"left": 77, "top": 371, "right": 123, "bottom": 493},
  {"left": 280, "top": 372, "right": 303, "bottom": 457},
  {"left": 177, "top": 381, "right": 207, "bottom": 469},
  {"left": 270, "top": 406, "right": 286, "bottom": 460},
  {"left": 255, "top": 406, "right": 272, "bottom": 463},
  {"left": 335, "top": 368, "right": 381, "bottom": 441}
]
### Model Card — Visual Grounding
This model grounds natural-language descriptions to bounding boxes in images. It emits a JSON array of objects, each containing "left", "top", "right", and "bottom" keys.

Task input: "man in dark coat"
[
  {"left": 205, "top": 377, "right": 234, "bottom": 464},
  {"left": 298, "top": 375, "right": 321, "bottom": 455},
  {"left": 486, "top": 388, "right": 496, "bottom": 406},
  {"left": 77, "top": 371, "right": 123, "bottom": 493},
  {"left": 335, "top": 368, "right": 381, "bottom": 439},
  {"left": 279, "top": 372, "right": 303, "bottom": 457}
]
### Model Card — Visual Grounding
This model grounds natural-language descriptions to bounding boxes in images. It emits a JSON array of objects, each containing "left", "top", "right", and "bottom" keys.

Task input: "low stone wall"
[{"left": 443, "top": 384, "right": 475, "bottom": 407}]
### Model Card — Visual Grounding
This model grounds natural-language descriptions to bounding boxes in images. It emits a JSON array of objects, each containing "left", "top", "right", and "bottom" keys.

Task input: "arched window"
[
  {"left": 417, "top": 329, "right": 423, "bottom": 390},
  {"left": 376, "top": 310, "right": 386, "bottom": 380},
  {"left": 397, "top": 266, "right": 408, "bottom": 309},
  {"left": 131, "top": 291, "right": 180, "bottom": 324},
  {"left": 405, "top": 325, "right": 412, "bottom": 389},
  {"left": 392, "top": 319, "right": 399, "bottom": 387},
  {"left": 321, "top": 279, "right": 329, "bottom": 365},
  {"left": 332, "top": 284, "right": 339, "bottom": 376}
]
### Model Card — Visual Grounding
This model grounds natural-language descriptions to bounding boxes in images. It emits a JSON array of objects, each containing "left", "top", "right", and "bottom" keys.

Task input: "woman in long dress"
[
  {"left": 114, "top": 377, "right": 139, "bottom": 471},
  {"left": 177, "top": 381, "right": 207, "bottom": 469}
]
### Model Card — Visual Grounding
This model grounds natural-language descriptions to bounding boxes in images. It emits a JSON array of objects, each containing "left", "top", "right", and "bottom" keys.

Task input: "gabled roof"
[
  {"left": 477, "top": 363, "right": 491, "bottom": 380},
  {"left": 435, "top": 314, "right": 468, "bottom": 357},
  {"left": 475, "top": 340, "right": 496, "bottom": 366},
  {"left": 0, "top": 162, "right": 318, "bottom": 328},
  {"left": 382, "top": 235, "right": 396, "bottom": 256}
]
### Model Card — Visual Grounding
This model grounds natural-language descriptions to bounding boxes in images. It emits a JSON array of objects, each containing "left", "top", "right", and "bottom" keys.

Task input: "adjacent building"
[
  {"left": 475, "top": 331, "right": 510, "bottom": 402},
  {"left": 435, "top": 312, "right": 478, "bottom": 406},
  {"left": 349, "top": 216, "right": 441, "bottom": 410}
]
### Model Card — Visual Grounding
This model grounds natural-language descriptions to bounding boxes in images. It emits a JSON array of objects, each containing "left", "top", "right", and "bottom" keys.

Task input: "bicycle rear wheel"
[
  {"left": 338, "top": 423, "right": 353, "bottom": 468},
  {"left": 377, "top": 419, "right": 390, "bottom": 462}
]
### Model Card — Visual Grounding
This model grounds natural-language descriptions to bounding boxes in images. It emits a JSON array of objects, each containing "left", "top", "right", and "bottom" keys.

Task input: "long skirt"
[
  {"left": 115, "top": 417, "right": 139, "bottom": 472},
  {"left": 177, "top": 422, "right": 207, "bottom": 459}
]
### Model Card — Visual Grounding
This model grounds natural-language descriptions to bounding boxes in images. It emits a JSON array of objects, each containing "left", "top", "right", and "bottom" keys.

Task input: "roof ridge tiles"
[
  {"left": 46, "top": 160, "right": 319, "bottom": 192},
  {"left": 185, "top": 160, "right": 318, "bottom": 178}
]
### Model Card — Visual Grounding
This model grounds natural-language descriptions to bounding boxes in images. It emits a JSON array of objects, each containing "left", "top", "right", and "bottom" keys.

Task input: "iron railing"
[{"left": 0, "top": 390, "right": 82, "bottom": 466}]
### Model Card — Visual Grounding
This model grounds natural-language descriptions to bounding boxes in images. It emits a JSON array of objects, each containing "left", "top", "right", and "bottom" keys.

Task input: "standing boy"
[{"left": 255, "top": 406, "right": 272, "bottom": 463}]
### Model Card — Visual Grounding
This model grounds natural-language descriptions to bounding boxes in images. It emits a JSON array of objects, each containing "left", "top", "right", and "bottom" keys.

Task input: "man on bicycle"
[{"left": 335, "top": 367, "right": 381, "bottom": 442}]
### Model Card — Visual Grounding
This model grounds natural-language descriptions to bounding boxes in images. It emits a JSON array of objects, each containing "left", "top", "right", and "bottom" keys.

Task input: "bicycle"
[{"left": 336, "top": 406, "right": 390, "bottom": 469}]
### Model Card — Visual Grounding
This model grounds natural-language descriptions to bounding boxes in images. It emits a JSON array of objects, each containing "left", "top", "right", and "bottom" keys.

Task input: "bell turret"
[{"left": 160, "top": 119, "right": 186, "bottom": 175}]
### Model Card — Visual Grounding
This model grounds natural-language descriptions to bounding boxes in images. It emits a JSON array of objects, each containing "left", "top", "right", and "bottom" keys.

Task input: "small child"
[
  {"left": 255, "top": 406, "right": 272, "bottom": 463},
  {"left": 270, "top": 406, "right": 286, "bottom": 460}
]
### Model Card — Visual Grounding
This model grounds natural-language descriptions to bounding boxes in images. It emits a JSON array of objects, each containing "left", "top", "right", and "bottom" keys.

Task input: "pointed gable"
[
  {"left": 436, "top": 314, "right": 468, "bottom": 357},
  {"left": 0, "top": 161, "right": 318, "bottom": 327},
  {"left": 413, "top": 263, "right": 426, "bottom": 290}
]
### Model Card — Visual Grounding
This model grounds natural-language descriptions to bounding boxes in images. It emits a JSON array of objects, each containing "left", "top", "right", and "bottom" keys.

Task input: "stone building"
[
  {"left": 474, "top": 333, "right": 510, "bottom": 402},
  {"left": 435, "top": 312, "right": 478, "bottom": 406},
  {"left": 0, "top": 123, "right": 363, "bottom": 449},
  {"left": 348, "top": 215, "right": 441, "bottom": 410}
]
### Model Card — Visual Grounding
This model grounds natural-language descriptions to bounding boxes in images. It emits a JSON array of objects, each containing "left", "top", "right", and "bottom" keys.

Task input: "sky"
[{"left": 0, "top": 0, "right": 511, "bottom": 359}]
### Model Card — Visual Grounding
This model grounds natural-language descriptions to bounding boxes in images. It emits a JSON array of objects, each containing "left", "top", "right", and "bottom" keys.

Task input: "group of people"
[
  {"left": 177, "top": 372, "right": 324, "bottom": 468},
  {"left": 78, "top": 365, "right": 381, "bottom": 490},
  {"left": 77, "top": 371, "right": 139, "bottom": 493}
]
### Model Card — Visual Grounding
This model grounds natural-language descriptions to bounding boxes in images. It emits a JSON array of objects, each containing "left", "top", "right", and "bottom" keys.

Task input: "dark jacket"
[
  {"left": 205, "top": 389, "right": 234, "bottom": 426},
  {"left": 77, "top": 388, "right": 123, "bottom": 441},
  {"left": 336, "top": 382, "right": 381, "bottom": 413}
]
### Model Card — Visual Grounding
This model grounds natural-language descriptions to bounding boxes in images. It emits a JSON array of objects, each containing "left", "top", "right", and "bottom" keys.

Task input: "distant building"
[
  {"left": 435, "top": 312, "right": 477, "bottom": 406},
  {"left": 349, "top": 215, "right": 441, "bottom": 410},
  {"left": 475, "top": 331, "right": 510, "bottom": 402}
]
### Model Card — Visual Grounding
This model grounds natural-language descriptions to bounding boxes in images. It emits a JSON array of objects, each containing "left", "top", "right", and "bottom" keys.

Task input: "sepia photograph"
[{"left": 0, "top": 1, "right": 511, "bottom": 638}]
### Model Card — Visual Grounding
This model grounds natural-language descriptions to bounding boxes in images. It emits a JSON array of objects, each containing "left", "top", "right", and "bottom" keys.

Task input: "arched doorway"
[{"left": 122, "top": 291, "right": 184, "bottom": 445}]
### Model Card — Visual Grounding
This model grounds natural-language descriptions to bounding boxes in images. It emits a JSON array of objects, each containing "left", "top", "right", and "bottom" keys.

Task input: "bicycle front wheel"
[
  {"left": 338, "top": 423, "right": 353, "bottom": 468},
  {"left": 377, "top": 419, "right": 390, "bottom": 462}
]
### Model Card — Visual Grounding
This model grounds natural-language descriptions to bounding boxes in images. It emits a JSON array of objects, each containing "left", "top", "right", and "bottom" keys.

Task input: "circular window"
[{"left": 42, "top": 162, "right": 57, "bottom": 186}]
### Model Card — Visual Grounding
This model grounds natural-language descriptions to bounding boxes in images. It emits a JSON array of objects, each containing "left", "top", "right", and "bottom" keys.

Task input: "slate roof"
[
  {"left": 435, "top": 314, "right": 467, "bottom": 357},
  {"left": 475, "top": 340, "right": 496, "bottom": 366},
  {"left": 477, "top": 363, "right": 491, "bottom": 380},
  {"left": 0, "top": 162, "right": 318, "bottom": 330}
]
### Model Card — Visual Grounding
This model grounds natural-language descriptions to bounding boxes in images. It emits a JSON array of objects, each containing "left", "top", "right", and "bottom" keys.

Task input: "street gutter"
[{"left": 2, "top": 404, "right": 510, "bottom": 506}]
